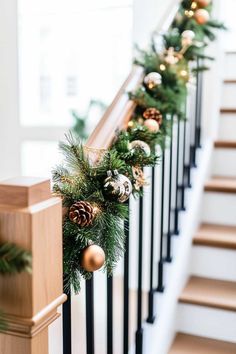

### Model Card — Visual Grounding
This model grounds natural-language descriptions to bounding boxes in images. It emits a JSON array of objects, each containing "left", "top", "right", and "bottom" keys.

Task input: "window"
[{"left": 18, "top": 0, "right": 133, "bottom": 177}]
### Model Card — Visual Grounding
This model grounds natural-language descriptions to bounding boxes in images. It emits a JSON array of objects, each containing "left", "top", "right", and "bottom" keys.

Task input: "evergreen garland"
[{"left": 54, "top": 0, "right": 225, "bottom": 292}]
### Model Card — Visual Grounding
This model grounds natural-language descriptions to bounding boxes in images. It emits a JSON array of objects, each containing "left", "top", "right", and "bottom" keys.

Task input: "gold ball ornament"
[
  {"left": 144, "top": 119, "right": 160, "bottom": 133},
  {"left": 144, "top": 72, "right": 162, "bottom": 89},
  {"left": 194, "top": 9, "right": 210, "bottom": 24},
  {"left": 181, "top": 30, "right": 195, "bottom": 46},
  {"left": 196, "top": 0, "right": 211, "bottom": 7},
  {"left": 80, "top": 244, "right": 105, "bottom": 272}
]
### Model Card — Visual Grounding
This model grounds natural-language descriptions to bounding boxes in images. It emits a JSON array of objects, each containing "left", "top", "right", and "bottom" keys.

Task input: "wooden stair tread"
[
  {"left": 220, "top": 108, "right": 236, "bottom": 114},
  {"left": 169, "top": 333, "right": 236, "bottom": 354},
  {"left": 205, "top": 176, "right": 236, "bottom": 193},
  {"left": 179, "top": 276, "right": 236, "bottom": 311},
  {"left": 214, "top": 140, "right": 236, "bottom": 148},
  {"left": 193, "top": 223, "right": 236, "bottom": 249}
]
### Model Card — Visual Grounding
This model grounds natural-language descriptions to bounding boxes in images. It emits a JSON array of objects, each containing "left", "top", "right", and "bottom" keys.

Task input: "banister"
[{"left": 86, "top": 0, "right": 181, "bottom": 150}]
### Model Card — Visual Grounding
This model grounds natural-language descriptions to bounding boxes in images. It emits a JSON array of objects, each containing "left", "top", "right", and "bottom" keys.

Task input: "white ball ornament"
[
  {"left": 129, "top": 140, "right": 151, "bottom": 157},
  {"left": 144, "top": 72, "right": 162, "bottom": 89},
  {"left": 181, "top": 30, "right": 195, "bottom": 46},
  {"left": 144, "top": 119, "right": 160, "bottom": 133}
]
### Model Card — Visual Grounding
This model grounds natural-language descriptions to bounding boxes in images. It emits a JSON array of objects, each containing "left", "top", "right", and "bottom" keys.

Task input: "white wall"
[
  {"left": 0, "top": 0, "right": 21, "bottom": 180},
  {"left": 133, "top": 0, "right": 180, "bottom": 48}
]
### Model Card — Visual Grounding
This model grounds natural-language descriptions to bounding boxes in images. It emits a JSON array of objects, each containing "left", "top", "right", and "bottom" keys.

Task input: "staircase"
[{"left": 169, "top": 52, "right": 236, "bottom": 353}]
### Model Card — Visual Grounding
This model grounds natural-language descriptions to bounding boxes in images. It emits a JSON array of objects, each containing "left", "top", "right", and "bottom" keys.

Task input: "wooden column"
[{"left": 0, "top": 177, "right": 66, "bottom": 354}]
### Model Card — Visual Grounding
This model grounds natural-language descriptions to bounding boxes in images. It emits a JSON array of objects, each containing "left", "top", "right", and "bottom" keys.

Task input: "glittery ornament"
[
  {"left": 103, "top": 170, "right": 132, "bottom": 203},
  {"left": 129, "top": 140, "right": 151, "bottom": 157}
]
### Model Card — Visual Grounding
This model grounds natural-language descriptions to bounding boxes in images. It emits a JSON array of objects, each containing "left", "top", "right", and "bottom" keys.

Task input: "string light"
[
  {"left": 191, "top": 1, "right": 198, "bottom": 9},
  {"left": 180, "top": 70, "right": 188, "bottom": 77},
  {"left": 184, "top": 10, "right": 194, "bottom": 18},
  {"left": 128, "top": 121, "right": 134, "bottom": 128},
  {"left": 159, "top": 64, "right": 166, "bottom": 71}
]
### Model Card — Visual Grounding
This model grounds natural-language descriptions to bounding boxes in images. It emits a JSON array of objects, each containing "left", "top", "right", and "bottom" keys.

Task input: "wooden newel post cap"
[{"left": 0, "top": 177, "right": 51, "bottom": 207}]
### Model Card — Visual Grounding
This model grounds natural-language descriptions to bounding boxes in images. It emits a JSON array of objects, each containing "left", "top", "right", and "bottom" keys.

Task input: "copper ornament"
[
  {"left": 196, "top": 0, "right": 211, "bottom": 8},
  {"left": 194, "top": 9, "right": 210, "bottom": 24},
  {"left": 80, "top": 244, "right": 105, "bottom": 272}
]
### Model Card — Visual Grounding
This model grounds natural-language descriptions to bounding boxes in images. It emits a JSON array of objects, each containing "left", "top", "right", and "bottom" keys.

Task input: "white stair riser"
[
  {"left": 191, "top": 245, "right": 236, "bottom": 282},
  {"left": 212, "top": 148, "right": 236, "bottom": 176},
  {"left": 221, "top": 84, "right": 236, "bottom": 108},
  {"left": 218, "top": 114, "right": 236, "bottom": 140},
  {"left": 176, "top": 303, "right": 236, "bottom": 343},
  {"left": 224, "top": 54, "right": 236, "bottom": 79},
  {"left": 201, "top": 193, "right": 236, "bottom": 225}
]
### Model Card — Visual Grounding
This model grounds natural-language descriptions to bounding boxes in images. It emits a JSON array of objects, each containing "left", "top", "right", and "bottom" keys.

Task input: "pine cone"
[
  {"left": 69, "top": 201, "right": 95, "bottom": 227},
  {"left": 143, "top": 108, "right": 163, "bottom": 125}
]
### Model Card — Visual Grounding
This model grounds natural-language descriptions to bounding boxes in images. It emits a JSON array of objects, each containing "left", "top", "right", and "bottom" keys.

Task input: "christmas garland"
[{"left": 53, "top": 0, "right": 225, "bottom": 293}]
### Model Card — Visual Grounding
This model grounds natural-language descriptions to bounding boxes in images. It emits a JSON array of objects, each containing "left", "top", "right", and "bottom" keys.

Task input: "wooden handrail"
[{"left": 86, "top": 0, "right": 181, "bottom": 150}]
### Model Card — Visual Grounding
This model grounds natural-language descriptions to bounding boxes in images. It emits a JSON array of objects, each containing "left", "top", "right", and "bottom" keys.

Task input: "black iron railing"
[{"left": 61, "top": 18, "right": 204, "bottom": 354}]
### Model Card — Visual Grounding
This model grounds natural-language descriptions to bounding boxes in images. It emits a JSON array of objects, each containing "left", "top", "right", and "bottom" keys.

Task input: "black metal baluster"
[
  {"left": 63, "top": 288, "right": 72, "bottom": 354},
  {"left": 157, "top": 141, "right": 165, "bottom": 292},
  {"left": 123, "top": 205, "right": 130, "bottom": 354},
  {"left": 174, "top": 118, "right": 180, "bottom": 234},
  {"left": 181, "top": 118, "right": 187, "bottom": 210},
  {"left": 186, "top": 113, "right": 192, "bottom": 189},
  {"left": 180, "top": 93, "right": 190, "bottom": 208},
  {"left": 135, "top": 196, "right": 144, "bottom": 354},
  {"left": 86, "top": 276, "right": 95, "bottom": 354},
  {"left": 196, "top": 58, "right": 203, "bottom": 148},
  {"left": 107, "top": 276, "right": 113, "bottom": 354},
  {"left": 147, "top": 166, "right": 156, "bottom": 324},
  {"left": 166, "top": 116, "right": 173, "bottom": 262},
  {"left": 191, "top": 60, "right": 200, "bottom": 168}
]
